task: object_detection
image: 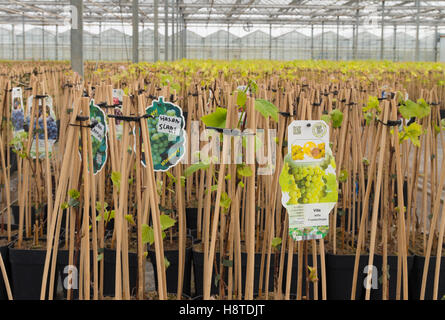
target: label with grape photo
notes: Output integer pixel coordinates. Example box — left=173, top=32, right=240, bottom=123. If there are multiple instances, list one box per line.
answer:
left=143, top=96, right=186, bottom=171
left=279, top=120, right=338, bottom=241
left=11, top=87, right=25, bottom=136
left=89, top=100, right=108, bottom=174
left=25, top=95, right=58, bottom=159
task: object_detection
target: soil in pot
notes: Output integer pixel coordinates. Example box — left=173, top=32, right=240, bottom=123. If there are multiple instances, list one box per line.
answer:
left=9, top=238, right=58, bottom=300
left=149, top=236, right=193, bottom=297
left=145, top=291, right=192, bottom=300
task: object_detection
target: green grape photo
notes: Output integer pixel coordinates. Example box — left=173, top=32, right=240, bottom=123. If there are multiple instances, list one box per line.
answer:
left=143, top=96, right=186, bottom=171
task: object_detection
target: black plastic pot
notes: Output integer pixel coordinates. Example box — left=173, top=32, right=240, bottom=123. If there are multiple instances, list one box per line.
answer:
left=192, top=244, right=221, bottom=297
left=11, top=205, right=47, bottom=228
left=241, top=252, right=275, bottom=295
left=186, top=208, right=198, bottom=231
left=0, top=240, right=12, bottom=300
left=325, top=253, right=368, bottom=300
left=9, top=148, right=17, bottom=173
left=102, top=248, right=138, bottom=297
left=149, top=236, right=193, bottom=297
left=9, top=240, right=58, bottom=300
left=56, top=249, right=95, bottom=300
left=280, top=252, right=321, bottom=299
left=409, top=255, right=445, bottom=300
left=370, top=254, right=415, bottom=300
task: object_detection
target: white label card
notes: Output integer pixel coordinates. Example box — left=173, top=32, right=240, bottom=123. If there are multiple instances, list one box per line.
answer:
left=156, top=115, right=182, bottom=136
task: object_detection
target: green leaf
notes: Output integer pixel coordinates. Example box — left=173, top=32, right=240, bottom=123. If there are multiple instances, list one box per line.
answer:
left=222, top=259, right=233, bottom=268
left=68, top=189, right=80, bottom=200
left=220, top=192, right=232, bottom=209
left=363, top=96, right=381, bottom=113
left=330, top=109, right=343, bottom=128
left=97, top=253, right=103, bottom=262
left=271, top=237, right=282, bottom=248
left=399, top=122, right=423, bottom=147
left=164, top=257, right=170, bottom=269
left=160, top=214, right=176, bottom=231
left=255, top=99, right=278, bottom=122
left=205, top=184, right=218, bottom=194
left=214, top=274, right=221, bottom=287
left=61, top=202, right=69, bottom=210
left=364, top=112, right=373, bottom=125
left=96, top=214, right=102, bottom=222
left=339, top=169, right=348, bottom=183
left=201, top=107, right=227, bottom=128
left=248, top=79, right=258, bottom=93
left=142, top=224, right=154, bottom=245
left=321, top=114, right=331, bottom=125
left=171, top=82, right=181, bottom=92
left=237, top=90, right=247, bottom=107
left=68, top=198, right=80, bottom=208
left=165, top=171, right=176, bottom=183
left=184, top=162, right=210, bottom=177
left=237, top=164, right=253, bottom=177
left=125, top=214, right=135, bottom=225
left=96, top=201, right=108, bottom=212
left=399, top=99, right=430, bottom=120
left=111, top=171, right=121, bottom=191
left=225, top=174, right=231, bottom=180
left=238, top=181, right=245, bottom=188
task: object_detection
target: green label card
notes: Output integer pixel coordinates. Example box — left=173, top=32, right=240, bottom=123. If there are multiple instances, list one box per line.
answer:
left=143, top=96, right=186, bottom=171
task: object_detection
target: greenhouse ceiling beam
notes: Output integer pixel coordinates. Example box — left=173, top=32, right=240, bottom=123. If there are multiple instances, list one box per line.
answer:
left=5, top=2, right=445, bottom=12
left=2, top=6, right=445, bottom=19
left=2, top=15, right=445, bottom=27
left=7, top=0, right=65, bottom=19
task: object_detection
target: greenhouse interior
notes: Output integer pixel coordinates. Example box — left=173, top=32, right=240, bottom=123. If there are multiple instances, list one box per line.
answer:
left=0, top=0, right=445, bottom=304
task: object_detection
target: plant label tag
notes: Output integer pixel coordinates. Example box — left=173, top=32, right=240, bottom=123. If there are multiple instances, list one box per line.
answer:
left=11, top=87, right=25, bottom=149
left=156, top=115, right=182, bottom=136
left=88, top=100, right=108, bottom=174
left=143, top=96, right=186, bottom=172
left=112, top=89, right=124, bottom=104
left=279, top=120, right=338, bottom=241
left=91, top=122, right=105, bottom=142
left=25, top=95, right=58, bottom=159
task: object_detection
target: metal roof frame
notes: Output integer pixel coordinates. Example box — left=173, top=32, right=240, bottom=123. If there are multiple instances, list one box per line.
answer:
left=0, top=0, right=444, bottom=27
